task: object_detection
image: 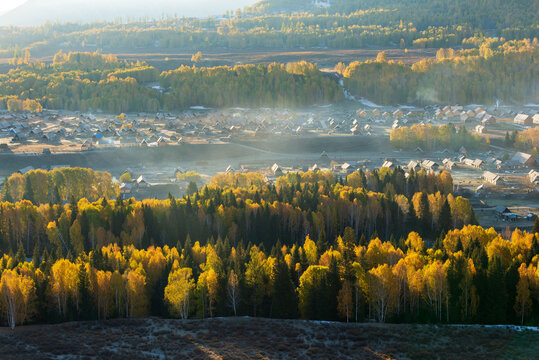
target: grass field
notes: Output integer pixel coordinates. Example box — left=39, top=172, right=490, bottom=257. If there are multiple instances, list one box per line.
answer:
left=0, top=318, right=537, bottom=359
left=0, top=47, right=438, bottom=72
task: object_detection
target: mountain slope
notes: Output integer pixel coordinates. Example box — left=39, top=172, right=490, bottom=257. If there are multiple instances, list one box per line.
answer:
left=248, top=0, right=538, bottom=28
left=0, top=0, right=257, bottom=26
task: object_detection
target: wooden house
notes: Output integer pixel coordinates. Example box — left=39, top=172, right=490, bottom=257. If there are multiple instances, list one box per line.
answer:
left=514, top=114, right=532, bottom=125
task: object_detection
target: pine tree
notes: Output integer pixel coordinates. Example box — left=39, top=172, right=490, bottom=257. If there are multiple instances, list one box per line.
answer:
left=316, top=230, right=328, bottom=254
left=89, top=249, right=103, bottom=269
left=529, top=237, right=539, bottom=263
left=32, top=242, right=40, bottom=269
left=325, top=256, right=340, bottom=321
left=41, top=248, right=51, bottom=272
left=533, top=217, right=539, bottom=235
left=52, top=186, right=61, bottom=204
left=77, top=263, right=93, bottom=320
left=341, top=227, right=356, bottom=281
left=15, top=241, right=26, bottom=265
left=446, top=257, right=464, bottom=323
left=439, top=199, right=452, bottom=232
left=417, top=193, right=431, bottom=236
left=22, top=176, right=34, bottom=203
left=271, top=257, right=297, bottom=319
left=70, top=195, right=78, bottom=223
left=433, top=231, right=445, bottom=251
left=359, top=233, right=367, bottom=247
left=486, top=257, right=507, bottom=324
left=504, top=131, right=511, bottom=147
left=505, top=261, right=520, bottom=323
left=186, top=181, right=198, bottom=196
left=181, top=235, right=195, bottom=275
left=2, top=178, right=13, bottom=202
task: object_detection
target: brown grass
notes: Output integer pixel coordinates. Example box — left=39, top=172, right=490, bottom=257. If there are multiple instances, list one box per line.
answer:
left=0, top=318, right=537, bottom=359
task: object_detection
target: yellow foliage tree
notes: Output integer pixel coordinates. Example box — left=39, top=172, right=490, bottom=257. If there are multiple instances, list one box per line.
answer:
left=50, top=259, right=78, bottom=317
left=0, top=269, right=36, bottom=329
left=165, top=267, right=195, bottom=319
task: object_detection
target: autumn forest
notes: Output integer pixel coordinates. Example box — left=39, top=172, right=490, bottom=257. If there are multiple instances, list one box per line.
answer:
left=1, top=168, right=539, bottom=329
left=1, top=35, right=537, bottom=113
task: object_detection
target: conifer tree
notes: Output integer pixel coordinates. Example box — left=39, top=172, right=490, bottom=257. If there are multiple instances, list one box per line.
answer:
left=2, top=178, right=13, bottom=202
left=271, top=257, right=297, bottom=319
left=23, top=177, right=34, bottom=203
left=78, top=263, right=93, bottom=320
left=32, top=242, right=41, bottom=269
left=15, top=241, right=26, bottom=265
left=439, top=199, right=452, bottom=233
left=533, top=217, right=539, bottom=235
left=487, top=257, right=507, bottom=324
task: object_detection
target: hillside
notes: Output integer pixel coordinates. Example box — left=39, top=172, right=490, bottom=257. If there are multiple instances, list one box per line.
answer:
left=248, top=0, right=538, bottom=29
left=1, top=318, right=537, bottom=359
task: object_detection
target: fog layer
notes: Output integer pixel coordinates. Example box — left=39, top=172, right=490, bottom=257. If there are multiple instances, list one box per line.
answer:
left=0, top=0, right=259, bottom=26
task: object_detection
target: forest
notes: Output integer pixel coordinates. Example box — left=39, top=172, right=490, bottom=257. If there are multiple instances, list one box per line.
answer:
left=2, top=224, right=539, bottom=329
left=0, top=37, right=537, bottom=112
left=2, top=167, right=118, bottom=205
left=248, top=0, right=537, bottom=31
left=159, top=61, right=343, bottom=108
left=0, top=168, right=494, bottom=327
left=0, top=168, right=466, bottom=255
left=0, top=168, right=538, bottom=329
left=340, top=39, right=538, bottom=105
left=0, top=0, right=536, bottom=54
left=0, top=52, right=342, bottom=112
left=390, top=123, right=487, bottom=151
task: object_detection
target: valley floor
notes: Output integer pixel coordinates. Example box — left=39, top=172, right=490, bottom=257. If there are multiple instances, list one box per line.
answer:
left=0, top=317, right=537, bottom=359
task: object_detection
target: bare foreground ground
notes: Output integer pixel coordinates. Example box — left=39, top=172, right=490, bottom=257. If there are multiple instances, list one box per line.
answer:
left=0, top=318, right=537, bottom=359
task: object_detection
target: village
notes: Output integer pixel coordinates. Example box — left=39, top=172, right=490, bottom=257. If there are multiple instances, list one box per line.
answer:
left=0, top=102, right=538, bottom=232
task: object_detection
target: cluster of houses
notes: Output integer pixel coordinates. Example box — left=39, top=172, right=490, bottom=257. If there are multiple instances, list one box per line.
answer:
left=360, top=108, right=427, bottom=131
left=322, top=157, right=442, bottom=175
left=435, top=105, right=496, bottom=126
left=1, top=108, right=322, bottom=152
left=433, top=106, right=539, bottom=134
left=0, top=112, right=68, bottom=145
left=478, top=152, right=539, bottom=188
left=357, top=108, right=425, bottom=120
left=2, top=104, right=536, bottom=155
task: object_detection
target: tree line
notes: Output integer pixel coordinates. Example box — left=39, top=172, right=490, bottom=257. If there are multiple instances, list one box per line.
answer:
left=159, top=61, right=343, bottom=108
left=0, top=169, right=471, bottom=258
left=2, top=167, right=118, bottom=205
left=340, top=39, right=538, bottom=105
left=0, top=52, right=342, bottom=112
left=390, top=123, right=487, bottom=151
left=2, top=39, right=537, bottom=112
left=1, top=223, right=538, bottom=329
